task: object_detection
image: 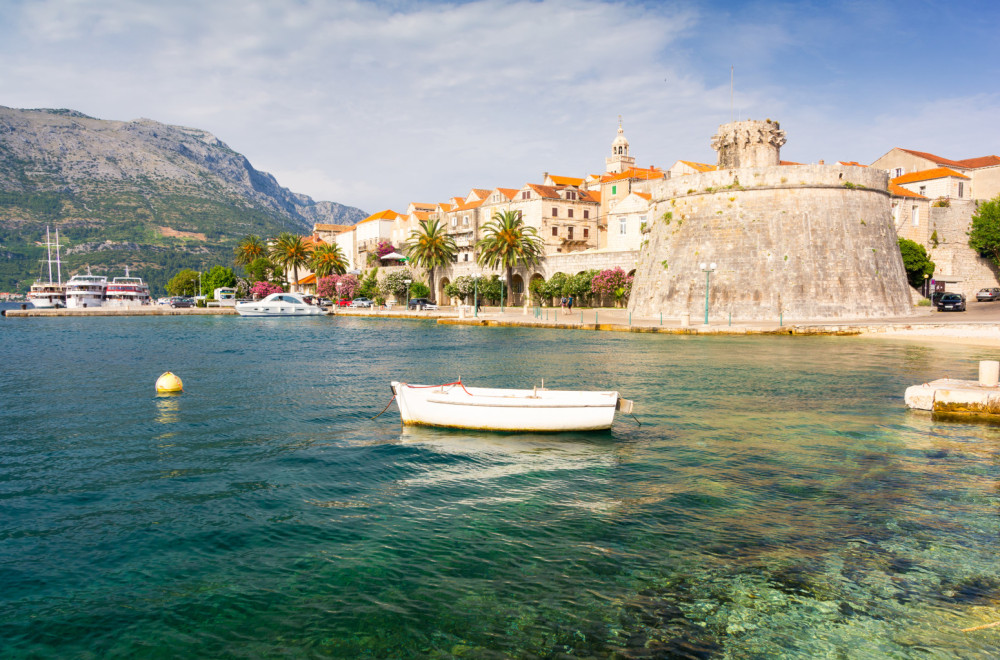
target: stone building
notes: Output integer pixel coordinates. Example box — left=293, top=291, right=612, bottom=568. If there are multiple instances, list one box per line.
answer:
left=629, top=120, right=915, bottom=322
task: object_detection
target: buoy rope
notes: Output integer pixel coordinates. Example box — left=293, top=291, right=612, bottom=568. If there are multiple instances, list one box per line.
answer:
left=371, top=394, right=396, bottom=420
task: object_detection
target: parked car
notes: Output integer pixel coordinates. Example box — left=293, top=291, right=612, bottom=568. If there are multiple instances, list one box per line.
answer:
left=976, top=287, right=1000, bottom=302
left=349, top=297, right=373, bottom=308
left=936, top=293, right=966, bottom=312
left=169, top=296, right=194, bottom=308
left=408, top=298, right=438, bottom=310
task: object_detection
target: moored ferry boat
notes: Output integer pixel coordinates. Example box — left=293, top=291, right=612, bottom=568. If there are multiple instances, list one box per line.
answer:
left=105, top=268, right=152, bottom=306
left=26, top=226, right=66, bottom=309
left=65, top=269, right=108, bottom=308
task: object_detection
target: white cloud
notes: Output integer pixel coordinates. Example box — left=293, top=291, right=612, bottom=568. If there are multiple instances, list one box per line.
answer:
left=2, top=0, right=998, bottom=214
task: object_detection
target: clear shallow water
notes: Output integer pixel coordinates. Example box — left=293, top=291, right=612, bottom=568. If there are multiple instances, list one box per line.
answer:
left=2, top=315, right=1000, bottom=658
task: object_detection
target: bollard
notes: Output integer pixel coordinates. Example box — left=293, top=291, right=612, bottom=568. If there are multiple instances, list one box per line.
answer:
left=680, top=313, right=690, bottom=327
left=660, top=312, right=662, bottom=326
left=980, top=361, right=1000, bottom=387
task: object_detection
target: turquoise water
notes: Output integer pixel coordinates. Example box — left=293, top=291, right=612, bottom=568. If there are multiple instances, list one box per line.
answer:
left=3, top=314, right=1000, bottom=658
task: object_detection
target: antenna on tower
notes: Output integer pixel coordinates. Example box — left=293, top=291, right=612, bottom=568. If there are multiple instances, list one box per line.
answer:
left=730, top=66, right=734, bottom=123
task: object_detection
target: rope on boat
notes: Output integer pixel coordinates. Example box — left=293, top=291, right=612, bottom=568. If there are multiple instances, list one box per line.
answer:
left=399, top=379, right=473, bottom=396
left=371, top=394, right=396, bottom=419
left=629, top=412, right=641, bottom=427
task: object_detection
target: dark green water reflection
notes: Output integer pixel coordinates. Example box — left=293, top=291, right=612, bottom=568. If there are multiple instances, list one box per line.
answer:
left=2, top=316, right=999, bottom=657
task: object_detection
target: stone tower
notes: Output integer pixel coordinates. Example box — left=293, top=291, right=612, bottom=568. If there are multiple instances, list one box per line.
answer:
left=605, top=117, right=635, bottom=174
left=710, top=119, right=786, bottom=169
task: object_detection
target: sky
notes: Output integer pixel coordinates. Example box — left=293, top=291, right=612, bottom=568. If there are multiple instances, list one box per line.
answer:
left=2, top=0, right=998, bottom=216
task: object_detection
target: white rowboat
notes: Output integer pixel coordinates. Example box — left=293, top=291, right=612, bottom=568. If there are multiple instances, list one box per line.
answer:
left=390, top=380, right=634, bottom=432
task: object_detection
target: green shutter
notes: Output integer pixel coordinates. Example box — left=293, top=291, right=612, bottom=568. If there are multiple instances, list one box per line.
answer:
left=612, top=185, right=617, bottom=195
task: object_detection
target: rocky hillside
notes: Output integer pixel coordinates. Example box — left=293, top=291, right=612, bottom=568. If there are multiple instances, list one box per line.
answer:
left=0, top=106, right=367, bottom=294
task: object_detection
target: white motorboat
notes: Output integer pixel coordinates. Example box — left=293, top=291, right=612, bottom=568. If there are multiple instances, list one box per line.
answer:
left=390, top=380, right=634, bottom=432
left=105, top=267, right=152, bottom=306
left=65, top=268, right=107, bottom=308
left=235, top=292, right=326, bottom=316
left=26, top=226, right=66, bottom=308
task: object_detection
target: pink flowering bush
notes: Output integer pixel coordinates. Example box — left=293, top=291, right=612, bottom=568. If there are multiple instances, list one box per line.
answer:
left=250, top=281, right=284, bottom=299
left=317, top=274, right=359, bottom=300
left=375, top=241, right=396, bottom=258
left=591, top=267, right=633, bottom=306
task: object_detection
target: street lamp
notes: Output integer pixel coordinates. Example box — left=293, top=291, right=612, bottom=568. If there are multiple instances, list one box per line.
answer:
left=700, top=262, right=716, bottom=325
left=403, top=279, right=412, bottom=308
left=923, top=273, right=930, bottom=299
left=472, top=273, right=482, bottom=317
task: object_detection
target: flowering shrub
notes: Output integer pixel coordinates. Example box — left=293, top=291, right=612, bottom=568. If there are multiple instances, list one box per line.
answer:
left=591, top=267, right=633, bottom=305
left=375, top=241, right=396, bottom=258
left=250, top=281, right=283, bottom=299
left=316, top=275, right=339, bottom=299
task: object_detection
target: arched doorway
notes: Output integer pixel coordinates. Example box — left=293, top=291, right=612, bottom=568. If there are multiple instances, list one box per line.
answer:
left=510, top=274, right=524, bottom=306
left=438, top=277, right=451, bottom=306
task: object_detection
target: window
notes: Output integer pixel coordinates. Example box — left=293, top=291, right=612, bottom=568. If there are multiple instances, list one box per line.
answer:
left=583, top=210, right=589, bottom=219
left=912, top=206, right=920, bottom=227
left=552, top=226, right=558, bottom=237
left=959, top=182, right=964, bottom=198
left=619, top=217, right=627, bottom=235
left=565, top=191, right=576, bottom=200
left=567, top=209, right=574, bottom=218
left=612, top=185, right=617, bottom=195
left=919, top=185, right=926, bottom=196
left=894, top=168, right=903, bottom=178
left=552, top=207, right=558, bottom=217
left=567, top=227, right=574, bottom=240
left=639, top=215, right=646, bottom=225
left=521, top=191, right=530, bottom=200
left=463, top=216, right=469, bottom=225
left=451, top=217, right=457, bottom=227
left=583, top=228, right=589, bottom=238
left=464, top=253, right=469, bottom=262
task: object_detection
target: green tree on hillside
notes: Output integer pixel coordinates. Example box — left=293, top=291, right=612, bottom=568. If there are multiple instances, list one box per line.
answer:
left=968, top=196, right=1000, bottom=268
left=405, top=219, right=457, bottom=300
left=475, top=210, right=543, bottom=303
left=897, top=238, right=935, bottom=288
left=270, top=233, right=312, bottom=290
left=246, top=257, right=281, bottom=285
left=166, top=269, right=200, bottom=296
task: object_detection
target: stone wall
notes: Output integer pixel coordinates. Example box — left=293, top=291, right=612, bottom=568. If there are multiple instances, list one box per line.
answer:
left=926, top=200, right=999, bottom=297
left=629, top=164, right=915, bottom=321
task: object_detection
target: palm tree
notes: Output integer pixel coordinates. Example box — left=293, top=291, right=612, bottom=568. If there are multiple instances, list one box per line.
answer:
left=475, top=210, right=544, bottom=303
left=310, top=242, right=349, bottom=279
left=404, top=219, right=457, bottom=299
left=270, top=233, right=313, bottom=291
left=233, top=234, right=266, bottom=267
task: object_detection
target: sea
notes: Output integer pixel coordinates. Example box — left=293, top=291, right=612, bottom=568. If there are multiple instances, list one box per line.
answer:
left=2, top=310, right=1000, bottom=658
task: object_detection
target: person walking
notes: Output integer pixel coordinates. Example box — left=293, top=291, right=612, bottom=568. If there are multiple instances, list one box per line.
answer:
left=567, top=295, right=573, bottom=312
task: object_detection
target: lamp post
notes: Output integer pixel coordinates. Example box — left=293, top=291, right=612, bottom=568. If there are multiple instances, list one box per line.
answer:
left=923, top=273, right=929, bottom=299
left=700, top=262, right=716, bottom=325
left=472, top=273, right=482, bottom=317
left=403, top=278, right=412, bottom=308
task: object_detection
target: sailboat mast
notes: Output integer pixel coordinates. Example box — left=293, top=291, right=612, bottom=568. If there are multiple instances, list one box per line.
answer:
left=46, top=226, right=53, bottom=284
left=55, top=227, right=63, bottom=284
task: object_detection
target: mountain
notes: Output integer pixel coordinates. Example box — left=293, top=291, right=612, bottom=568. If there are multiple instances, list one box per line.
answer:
left=0, top=106, right=367, bottom=295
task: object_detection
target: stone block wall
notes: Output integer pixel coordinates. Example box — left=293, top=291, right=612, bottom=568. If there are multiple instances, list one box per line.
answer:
left=926, top=200, right=999, bottom=297
left=629, top=164, right=915, bottom=321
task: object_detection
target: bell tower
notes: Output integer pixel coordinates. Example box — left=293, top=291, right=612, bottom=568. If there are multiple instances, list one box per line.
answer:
left=605, top=117, right=635, bottom=174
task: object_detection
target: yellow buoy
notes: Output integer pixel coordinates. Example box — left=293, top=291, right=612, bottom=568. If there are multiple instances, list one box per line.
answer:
left=156, top=371, right=183, bottom=393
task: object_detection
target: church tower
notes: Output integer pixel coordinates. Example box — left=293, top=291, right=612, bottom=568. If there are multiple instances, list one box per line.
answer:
left=605, top=117, right=635, bottom=174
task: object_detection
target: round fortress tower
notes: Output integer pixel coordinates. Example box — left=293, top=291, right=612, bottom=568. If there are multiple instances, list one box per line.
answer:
left=628, top=119, right=915, bottom=322
left=711, top=119, right=787, bottom=169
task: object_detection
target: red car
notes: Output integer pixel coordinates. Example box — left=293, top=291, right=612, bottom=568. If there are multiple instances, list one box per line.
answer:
left=338, top=299, right=351, bottom=307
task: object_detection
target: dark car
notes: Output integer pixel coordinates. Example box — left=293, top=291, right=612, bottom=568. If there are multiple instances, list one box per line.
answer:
left=169, top=296, right=193, bottom=308
left=936, top=293, right=966, bottom=312
left=976, top=287, right=1000, bottom=302
left=407, top=298, right=438, bottom=310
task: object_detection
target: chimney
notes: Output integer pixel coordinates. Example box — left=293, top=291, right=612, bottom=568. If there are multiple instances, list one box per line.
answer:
left=818, top=159, right=825, bottom=165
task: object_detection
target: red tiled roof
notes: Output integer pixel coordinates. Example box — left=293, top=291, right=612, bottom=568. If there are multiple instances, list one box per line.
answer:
left=359, top=209, right=398, bottom=223
left=298, top=274, right=317, bottom=285
left=955, top=155, right=1000, bottom=169
left=549, top=175, right=585, bottom=186
left=601, top=166, right=666, bottom=183
left=678, top=161, right=717, bottom=173
left=634, top=192, right=652, bottom=200
left=892, top=167, right=969, bottom=184
left=779, top=160, right=803, bottom=166
left=313, top=223, right=353, bottom=233
left=837, top=161, right=868, bottom=167
left=889, top=183, right=926, bottom=199
left=897, top=149, right=968, bottom=170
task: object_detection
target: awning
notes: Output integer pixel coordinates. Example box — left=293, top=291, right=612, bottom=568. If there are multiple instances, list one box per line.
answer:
left=380, top=251, right=408, bottom=260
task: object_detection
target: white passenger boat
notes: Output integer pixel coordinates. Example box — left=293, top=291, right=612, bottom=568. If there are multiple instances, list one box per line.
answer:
left=65, top=269, right=107, bottom=308
left=26, top=227, right=66, bottom=309
left=105, top=267, right=152, bottom=306
left=390, top=380, right=634, bottom=432
left=235, top=292, right=326, bottom=316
